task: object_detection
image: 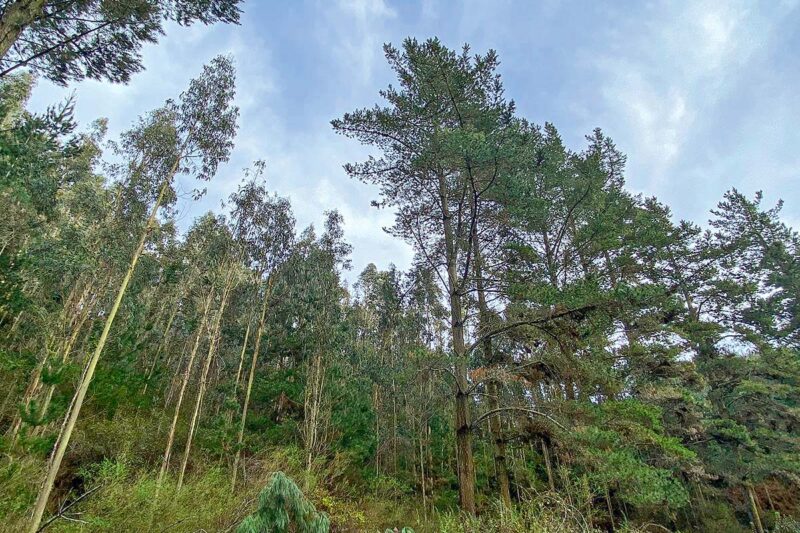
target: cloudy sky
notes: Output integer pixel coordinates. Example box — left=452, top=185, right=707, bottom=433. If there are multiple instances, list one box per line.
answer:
left=28, top=0, right=800, bottom=280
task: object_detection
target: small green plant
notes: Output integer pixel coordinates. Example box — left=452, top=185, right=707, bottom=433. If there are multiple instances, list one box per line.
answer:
left=238, top=471, right=330, bottom=533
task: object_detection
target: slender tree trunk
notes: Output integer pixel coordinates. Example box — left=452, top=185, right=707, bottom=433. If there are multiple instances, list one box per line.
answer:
left=225, top=318, right=252, bottom=429
left=748, top=484, right=765, bottom=533
left=7, top=280, right=87, bottom=441
left=177, top=274, right=233, bottom=490
left=163, top=336, right=193, bottom=410
left=8, top=355, right=45, bottom=442
left=35, top=300, right=95, bottom=432
left=765, top=486, right=776, bottom=512
left=541, top=439, right=556, bottom=491
left=374, top=383, right=380, bottom=476
left=156, top=289, right=215, bottom=488
left=419, top=429, right=427, bottom=518
left=0, top=0, right=47, bottom=61
left=605, top=486, right=615, bottom=531
left=26, top=173, right=173, bottom=533
left=233, top=319, right=252, bottom=394
left=392, top=376, right=398, bottom=474
left=142, top=297, right=181, bottom=396
left=473, top=238, right=511, bottom=507
left=231, top=276, right=273, bottom=491
left=485, top=380, right=510, bottom=504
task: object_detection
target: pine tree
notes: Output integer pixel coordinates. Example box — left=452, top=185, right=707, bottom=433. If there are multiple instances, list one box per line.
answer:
left=237, top=471, right=329, bottom=533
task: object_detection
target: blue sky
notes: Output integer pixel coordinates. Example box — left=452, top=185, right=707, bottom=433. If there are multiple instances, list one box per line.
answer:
left=29, top=0, right=800, bottom=280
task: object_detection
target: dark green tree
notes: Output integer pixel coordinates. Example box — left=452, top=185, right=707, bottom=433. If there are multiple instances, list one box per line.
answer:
left=0, top=0, right=242, bottom=84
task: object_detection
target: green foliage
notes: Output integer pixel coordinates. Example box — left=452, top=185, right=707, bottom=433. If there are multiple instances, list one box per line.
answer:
left=0, top=1, right=242, bottom=85
left=238, top=472, right=330, bottom=533
left=0, top=29, right=798, bottom=533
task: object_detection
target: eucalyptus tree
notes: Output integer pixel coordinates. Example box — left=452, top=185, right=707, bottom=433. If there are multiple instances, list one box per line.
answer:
left=0, top=0, right=242, bottom=84
left=176, top=213, right=243, bottom=490
left=228, top=168, right=296, bottom=490
left=157, top=220, right=220, bottom=489
left=353, top=263, right=414, bottom=476
left=20, top=188, right=111, bottom=432
left=301, top=211, right=350, bottom=480
left=26, top=55, right=237, bottom=532
left=333, top=38, right=516, bottom=513
left=263, top=213, right=350, bottom=483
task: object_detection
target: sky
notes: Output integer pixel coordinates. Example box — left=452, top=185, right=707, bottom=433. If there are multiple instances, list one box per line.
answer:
left=28, top=0, right=800, bottom=281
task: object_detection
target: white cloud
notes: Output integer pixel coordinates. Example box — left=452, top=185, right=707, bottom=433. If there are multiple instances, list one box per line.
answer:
left=321, top=0, right=397, bottom=86
left=585, top=0, right=796, bottom=204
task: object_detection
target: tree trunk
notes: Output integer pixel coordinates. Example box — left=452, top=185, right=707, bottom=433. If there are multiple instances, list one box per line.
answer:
left=156, top=288, right=215, bottom=488
left=8, top=354, right=45, bottom=442
left=419, top=429, right=427, bottom=518
left=473, top=238, right=511, bottom=507
left=303, top=350, right=326, bottom=488
left=36, top=298, right=95, bottom=432
left=233, top=319, right=251, bottom=394
left=452, top=307, right=476, bottom=514
left=748, top=484, right=765, bottom=533
left=231, top=276, right=272, bottom=491
left=142, top=297, right=181, bottom=396
left=439, top=173, right=476, bottom=515
left=605, top=486, right=615, bottom=531
left=765, top=486, right=776, bottom=512
left=541, top=439, right=556, bottom=491
left=177, top=275, right=232, bottom=490
left=0, top=0, right=47, bottom=61
left=26, top=174, right=172, bottom=533
left=8, top=281, right=88, bottom=441
left=373, top=383, right=380, bottom=476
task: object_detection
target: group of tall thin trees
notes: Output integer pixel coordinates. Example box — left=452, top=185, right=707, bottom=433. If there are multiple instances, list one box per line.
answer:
left=0, top=4, right=798, bottom=532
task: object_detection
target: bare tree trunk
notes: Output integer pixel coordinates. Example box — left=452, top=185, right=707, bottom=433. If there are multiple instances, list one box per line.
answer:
left=163, top=335, right=194, bottom=410
left=392, top=376, right=398, bottom=474
left=748, top=484, right=765, bottom=533
left=26, top=173, right=173, bottom=533
left=419, top=429, right=427, bottom=519
left=373, top=383, right=380, bottom=476
left=765, top=486, right=776, bottom=512
left=605, top=486, right=615, bottom=531
left=142, top=297, right=181, bottom=396
left=35, top=300, right=95, bottom=433
left=177, top=274, right=233, bottom=490
left=233, top=320, right=251, bottom=394
left=156, top=289, right=215, bottom=488
left=541, top=439, right=556, bottom=491
left=7, top=354, right=45, bottom=442
left=231, top=276, right=272, bottom=491
left=451, top=293, right=475, bottom=515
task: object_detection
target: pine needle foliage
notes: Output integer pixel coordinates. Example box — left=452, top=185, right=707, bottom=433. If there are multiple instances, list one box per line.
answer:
left=237, top=471, right=330, bottom=533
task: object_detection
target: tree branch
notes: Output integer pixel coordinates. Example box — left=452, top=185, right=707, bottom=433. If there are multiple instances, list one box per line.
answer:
left=472, top=406, right=566, bottom=431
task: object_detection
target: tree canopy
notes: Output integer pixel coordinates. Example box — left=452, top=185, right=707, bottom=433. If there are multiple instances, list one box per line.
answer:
left=0, top=25, right=798, bottom=533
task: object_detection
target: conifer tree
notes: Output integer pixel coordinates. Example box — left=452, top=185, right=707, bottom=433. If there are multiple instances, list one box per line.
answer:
left=237, top=471, right=330, bottom=533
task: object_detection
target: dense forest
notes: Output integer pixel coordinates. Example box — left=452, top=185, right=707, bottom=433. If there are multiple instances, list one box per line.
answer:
left=1, top=2, right=798, bottom=532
